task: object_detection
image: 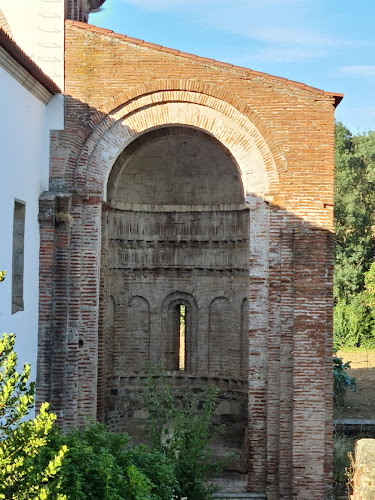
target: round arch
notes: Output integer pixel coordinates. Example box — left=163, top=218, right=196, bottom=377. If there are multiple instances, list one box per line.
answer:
left=72, top=82, right=285, bottom=197
left=47, top=80, right=279, bottom=481
left=107, top=125, right=245, bottom=207
left=161, top=291, right=199, bottom=373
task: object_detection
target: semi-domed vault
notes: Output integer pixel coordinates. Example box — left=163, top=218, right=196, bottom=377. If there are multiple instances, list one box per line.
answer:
left=97, top=126, right=250, bottom=462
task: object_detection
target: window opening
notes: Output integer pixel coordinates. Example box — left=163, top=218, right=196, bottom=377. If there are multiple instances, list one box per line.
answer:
left=178, top=304, right=186, bottom=371
left=12, top=200, right=26, bottom=314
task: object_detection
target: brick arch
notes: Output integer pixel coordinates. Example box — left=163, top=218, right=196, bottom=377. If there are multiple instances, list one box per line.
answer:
left=73, top=82, right=285, bottom=196
left=87, top=79, right=283, bottom=159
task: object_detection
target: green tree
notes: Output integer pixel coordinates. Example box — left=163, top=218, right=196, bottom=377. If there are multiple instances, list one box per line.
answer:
left=364, top=260, right=375, bottom=305
left=0, top=271, right=67, bottom=499
left=334, top=123, right=375, bottom=347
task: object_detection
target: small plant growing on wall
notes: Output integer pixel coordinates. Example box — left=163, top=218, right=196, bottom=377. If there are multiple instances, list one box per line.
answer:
left=54, top=211, right=74, bottom=229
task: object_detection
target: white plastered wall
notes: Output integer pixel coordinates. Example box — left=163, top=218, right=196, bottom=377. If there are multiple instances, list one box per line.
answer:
left=0, top=65, right=63, bottom=414
left=0, top=0, right=64, bottom=89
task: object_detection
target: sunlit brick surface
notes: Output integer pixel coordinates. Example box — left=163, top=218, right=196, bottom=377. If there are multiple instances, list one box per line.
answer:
left=36, top=20, right=338, bottom=499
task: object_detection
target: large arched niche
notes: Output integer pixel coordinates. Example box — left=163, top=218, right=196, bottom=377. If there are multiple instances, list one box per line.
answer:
left=98, top=124, right=250, bottom=471
left=72, top=85, right=282, bottom=198
left=107, top=126, right=244, bottom=206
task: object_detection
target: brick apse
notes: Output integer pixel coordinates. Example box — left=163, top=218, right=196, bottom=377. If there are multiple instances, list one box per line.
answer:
left=36, top=15, right=343, bottom=500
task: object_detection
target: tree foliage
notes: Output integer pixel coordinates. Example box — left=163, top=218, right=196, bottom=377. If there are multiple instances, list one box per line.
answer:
left=0, top=270, right=67, bottom=499
left=334, top=123, right=375, bottom=348
left=0, top=332, right=67, bottom=499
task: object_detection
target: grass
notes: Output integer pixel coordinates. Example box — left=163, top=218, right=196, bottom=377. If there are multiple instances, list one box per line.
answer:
left=337, top=346, right=375, bottom=353
left=332, top=349, right=375, bottom=497
left=334, top=349, right=375, bottom=419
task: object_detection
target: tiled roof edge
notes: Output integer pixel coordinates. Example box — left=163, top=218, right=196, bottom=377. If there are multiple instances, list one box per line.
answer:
left=0, top=8, right=13, bottom=38
left=0, top=28, right=61, bottom=94
left=66, top=20, right=343, bottom=107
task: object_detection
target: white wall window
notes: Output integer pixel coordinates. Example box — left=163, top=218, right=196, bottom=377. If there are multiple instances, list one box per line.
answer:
left=12, top=199, right=26, bottom=314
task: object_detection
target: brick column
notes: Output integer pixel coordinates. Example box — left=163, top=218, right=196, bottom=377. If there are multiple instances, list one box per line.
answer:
left=278, top=226, right=296, bottom=499
left=37, top=192, right=102, bottom=428
left=291, top=228, right=329, bottom=499
left=247, top=196, right=270, bottom=494
left=76, top=195, right=102, bottom=425
left=37, top=192, right=58, bottom=409
left=37, top=192, right=74, bottom=422
left=324, top=231, right=334, bottom=493
left=265, top=207, right=282, bottom=498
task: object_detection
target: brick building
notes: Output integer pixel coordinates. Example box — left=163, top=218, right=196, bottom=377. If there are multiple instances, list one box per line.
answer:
left=2, top=0, right=343, bottom=497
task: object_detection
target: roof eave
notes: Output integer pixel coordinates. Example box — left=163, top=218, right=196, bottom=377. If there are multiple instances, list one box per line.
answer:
left=0, top=28, right=61, bottom=96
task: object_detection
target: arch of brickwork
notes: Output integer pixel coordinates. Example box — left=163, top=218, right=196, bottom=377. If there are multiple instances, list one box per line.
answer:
left=39, top=83, right=279, bottom=493
left=78, top=90, right=278, bottom=496
left=49, top=80, right=285, bottom=194
left=72, top=83, right=283, bottom=196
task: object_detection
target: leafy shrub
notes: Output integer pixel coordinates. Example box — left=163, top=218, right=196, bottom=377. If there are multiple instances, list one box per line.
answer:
left=333, top=356, right=356, bottom=406
left=143, top=368, right=228, bottom=500
left=0, top=269, right=67, bottom=499
left=40, top=422, right=177, bottom=500
left=0, top=331, right=67, bottom=500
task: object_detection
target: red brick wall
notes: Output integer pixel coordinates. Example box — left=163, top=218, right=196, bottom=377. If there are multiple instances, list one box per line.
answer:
left=37, top=20, right=337, bottom=499
left=61, top=22, right=336, bottom=232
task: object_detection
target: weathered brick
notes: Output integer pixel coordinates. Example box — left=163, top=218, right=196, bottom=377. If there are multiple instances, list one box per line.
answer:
left=36, top=16, right=338, bottom=499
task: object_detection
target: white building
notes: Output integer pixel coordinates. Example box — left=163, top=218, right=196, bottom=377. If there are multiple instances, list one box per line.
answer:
left=0, top=0, right=104, bottom=403
left=0, top=0, right=64, bottom=89
left=0, top=10, right=63, bottom=394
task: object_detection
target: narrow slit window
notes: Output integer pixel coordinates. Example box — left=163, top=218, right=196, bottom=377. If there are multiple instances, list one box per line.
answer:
left=178, top=305, right=186, bottom=371
left=12, top=200, right=26, bottom=314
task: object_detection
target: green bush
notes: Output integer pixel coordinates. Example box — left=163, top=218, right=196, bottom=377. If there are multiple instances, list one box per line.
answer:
left=333, top=294, right=375, bottom=349
left=0, top=269, right=67, bottom=499
left=144, top=368, right=229, bottom=500
left=40, top=422, right=177, bottom=500
left=0, top=331, right=67, bottom=500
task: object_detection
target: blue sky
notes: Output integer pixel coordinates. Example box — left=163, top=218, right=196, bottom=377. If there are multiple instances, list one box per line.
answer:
left=91, top=0, right=375, bottom=133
